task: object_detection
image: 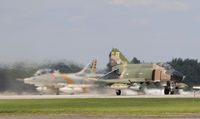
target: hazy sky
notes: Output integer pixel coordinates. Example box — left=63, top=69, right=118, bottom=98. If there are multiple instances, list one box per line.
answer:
left=0, top=0, right=200, bottom=68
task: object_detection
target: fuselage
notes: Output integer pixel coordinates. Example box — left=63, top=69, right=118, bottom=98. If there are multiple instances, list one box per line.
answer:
left=114, top=63, right=183, bottom=83
left=24, top=72, right=97, bottom=87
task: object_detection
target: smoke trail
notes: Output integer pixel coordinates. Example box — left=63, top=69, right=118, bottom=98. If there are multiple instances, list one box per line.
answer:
left=122, top=89, right=139, bottom=95
left=144, top=88, right=164, bottom=95
left=179, top=89, right=193, bottom=95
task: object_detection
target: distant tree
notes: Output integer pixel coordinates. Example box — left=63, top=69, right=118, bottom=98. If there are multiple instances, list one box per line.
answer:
left=130, top=57, right=141, bottom=64
left=168, top=58, right=200, bottom=87
left=0, top=61, right=83, bottom=93
left=0, top=62, right=38, bottom=93
left=105, top=62, right=112, bottom=72
left=49, top=62, right=82, bottom=73
left=0, top=67, right=8, bottom=91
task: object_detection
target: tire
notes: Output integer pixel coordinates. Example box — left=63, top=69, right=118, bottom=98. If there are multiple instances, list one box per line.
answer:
left=116, top=90, right=121, bottom=96
left=56, top=88, right=60, bottom=95
left=170, top=91, right=174, bottom=95
left=56, top=92, right=60, bottom=95
left=164, top=87, right=170, bottom=95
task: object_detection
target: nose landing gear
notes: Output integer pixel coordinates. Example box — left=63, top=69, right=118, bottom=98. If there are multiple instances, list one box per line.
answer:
left=164, top=81, right=176, bottom=95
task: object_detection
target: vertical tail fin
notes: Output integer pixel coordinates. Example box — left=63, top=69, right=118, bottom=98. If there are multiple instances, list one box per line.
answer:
left=92, top=59, right=97, bottom=73
left=109, top=48, right=130, bottom=66
left=77, top=59, right=97, bottom=75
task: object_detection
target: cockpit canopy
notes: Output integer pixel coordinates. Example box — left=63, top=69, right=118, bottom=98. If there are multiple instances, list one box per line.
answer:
left=34, top=69, right=54, bottom=76
left=156, top=62, right=175, bottom=73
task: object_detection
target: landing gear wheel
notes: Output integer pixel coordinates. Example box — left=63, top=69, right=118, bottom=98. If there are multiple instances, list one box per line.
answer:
left=170, top=91, right=174, bottom=95
left=39, top=92, right=44, bottom=95
left=56, top=88, right=60, bottom=95
left=164, top=87, right=170, bottom=95
left=116, top=90, right=121, bottom=96
left=170, top=82, right=176, bottom=95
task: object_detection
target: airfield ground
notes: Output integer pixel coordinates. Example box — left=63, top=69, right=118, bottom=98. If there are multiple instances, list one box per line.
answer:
left=0, top=96, right=200, bottom=118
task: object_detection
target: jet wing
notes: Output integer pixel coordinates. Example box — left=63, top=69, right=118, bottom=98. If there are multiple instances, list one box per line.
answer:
left=100, top=78, right=145, bottom=84
left=97, top=78, right=145, bottom=90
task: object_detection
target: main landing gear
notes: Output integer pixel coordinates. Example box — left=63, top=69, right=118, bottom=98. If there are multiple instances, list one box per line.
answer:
left=116, top=90, right=121, bottom=95
left=56, top=88, right=60, bottom=95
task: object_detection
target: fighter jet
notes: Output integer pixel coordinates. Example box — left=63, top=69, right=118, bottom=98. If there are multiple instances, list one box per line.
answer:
left=100, top=48, right=187, bottom=95
left=22, top=60, right=100, bottom=95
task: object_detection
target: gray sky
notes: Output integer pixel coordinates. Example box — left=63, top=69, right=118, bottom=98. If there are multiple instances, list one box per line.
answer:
left=0, top=0, right=200, bottom=68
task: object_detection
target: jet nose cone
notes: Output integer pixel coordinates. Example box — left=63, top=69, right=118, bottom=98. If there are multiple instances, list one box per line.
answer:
left=171, top=70, right=184, bottom=82
left=24, top=78, right=34, bottom=84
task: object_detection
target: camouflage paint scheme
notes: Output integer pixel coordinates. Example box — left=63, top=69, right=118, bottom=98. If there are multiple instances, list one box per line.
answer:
left=102, top=48, right=186, bottom=95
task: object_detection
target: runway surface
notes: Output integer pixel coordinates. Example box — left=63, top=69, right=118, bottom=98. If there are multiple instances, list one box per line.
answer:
left=0, top=94, right=199, bottom=99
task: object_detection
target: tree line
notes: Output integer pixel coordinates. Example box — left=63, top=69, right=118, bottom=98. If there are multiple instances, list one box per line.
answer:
left=131, top=57, right=200, bottom=87
left=0, top=57, right=199, bottom=93
left=0, top=61, right=82, bottom=93
left=168, top=58, right=200, bottom=87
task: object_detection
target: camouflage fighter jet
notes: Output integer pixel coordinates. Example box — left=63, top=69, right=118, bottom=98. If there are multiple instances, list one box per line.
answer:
left=22, top=60, right=101, bottom=95
left=101, top=48, right=187, bottom=95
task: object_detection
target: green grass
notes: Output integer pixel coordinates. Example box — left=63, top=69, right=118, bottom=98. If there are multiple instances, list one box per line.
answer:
left=0, top=98, right=200, bottom=115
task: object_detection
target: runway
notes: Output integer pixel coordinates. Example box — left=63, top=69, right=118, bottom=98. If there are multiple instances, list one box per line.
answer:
left=0, top=94, right=199, bottom=99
